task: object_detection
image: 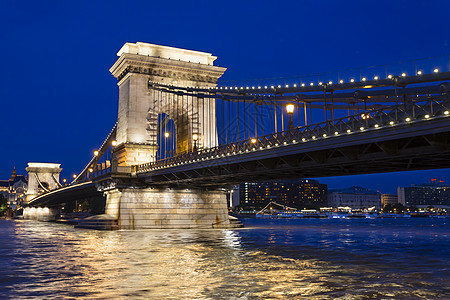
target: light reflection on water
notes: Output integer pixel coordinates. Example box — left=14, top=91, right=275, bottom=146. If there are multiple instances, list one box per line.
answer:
left=0, top=218, right=449, bottom=299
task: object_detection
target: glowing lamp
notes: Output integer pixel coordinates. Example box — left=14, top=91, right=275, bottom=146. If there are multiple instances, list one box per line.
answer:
left=286, top=104, right=295, bottom=114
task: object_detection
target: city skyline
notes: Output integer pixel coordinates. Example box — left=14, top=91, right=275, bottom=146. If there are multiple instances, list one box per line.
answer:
left=1, top=0, right=450, bottom=194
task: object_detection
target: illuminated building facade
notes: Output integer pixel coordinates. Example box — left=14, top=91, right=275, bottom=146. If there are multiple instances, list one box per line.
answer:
left=328, top=186, right=381, bottom=210
left=0, top=168, right=28, bottom=210
left=397, top=179, right=450, bottom=207
left=381, top=194, right=399, bottom=207
left=237, top=179, right=327, bottom=210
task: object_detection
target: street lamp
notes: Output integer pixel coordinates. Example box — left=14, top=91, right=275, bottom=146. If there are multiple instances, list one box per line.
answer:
left=286, top=103, right=295, bottom=129
left=73, top=174, right=77, bottom=179
left=111, top=140, right=117, bottom=147
left=192, top=133, right=199, bottom=151
left=164, top=132, right=170, bottom=159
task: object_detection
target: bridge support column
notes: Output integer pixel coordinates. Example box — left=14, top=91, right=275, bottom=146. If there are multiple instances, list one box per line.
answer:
left=23, top=207, right=59, bottom=221
left=104, top=187, right=231, bottom=229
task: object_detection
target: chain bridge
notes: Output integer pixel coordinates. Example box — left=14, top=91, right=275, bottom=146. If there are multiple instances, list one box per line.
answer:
left=24, top=42, right=450, bottom=229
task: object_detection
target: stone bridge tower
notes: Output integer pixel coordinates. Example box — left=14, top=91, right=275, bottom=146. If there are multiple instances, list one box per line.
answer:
left=25, top=162, right=62, bottom=204
left=109, top=42, right=226, bottom=168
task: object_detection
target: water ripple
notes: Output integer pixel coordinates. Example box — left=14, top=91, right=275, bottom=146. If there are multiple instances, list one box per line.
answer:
left=0, top=218, right=449, bottom=299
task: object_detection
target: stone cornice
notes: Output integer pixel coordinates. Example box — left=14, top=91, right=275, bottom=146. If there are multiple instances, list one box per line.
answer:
left=110, top=53, right=226, bottom=84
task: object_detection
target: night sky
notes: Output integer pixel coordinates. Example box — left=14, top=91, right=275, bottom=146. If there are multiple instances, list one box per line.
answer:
left=1, top=0, right=449, bottom=194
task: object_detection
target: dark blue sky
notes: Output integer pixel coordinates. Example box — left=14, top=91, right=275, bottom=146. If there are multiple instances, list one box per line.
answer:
left=1, top=0, right=449, bottom=193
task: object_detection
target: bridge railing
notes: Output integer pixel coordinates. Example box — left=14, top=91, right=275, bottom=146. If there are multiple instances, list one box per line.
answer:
left=134, top=96, right=450, bottom=174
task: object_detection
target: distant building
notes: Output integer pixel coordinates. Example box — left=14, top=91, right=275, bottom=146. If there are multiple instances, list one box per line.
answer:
left=236, top=179, right=327, bottom=210
left=328, top=186, right=381, bottom=210
left=0, top=168, right=28, bottom=210
left=397, top=179, right=450, bottom=208
left=381, top=194, right=398, bottom=207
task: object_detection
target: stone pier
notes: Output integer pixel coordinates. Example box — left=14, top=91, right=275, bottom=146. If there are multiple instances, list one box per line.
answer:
left=23, top=207, right=59, bottom=221
left=103, top=188, right=231, bottom=229
left=101, top=42, right=233, bottom=229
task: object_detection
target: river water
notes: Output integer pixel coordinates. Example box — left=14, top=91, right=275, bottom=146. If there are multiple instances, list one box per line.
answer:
left=0, top=217, right=449, bottom=299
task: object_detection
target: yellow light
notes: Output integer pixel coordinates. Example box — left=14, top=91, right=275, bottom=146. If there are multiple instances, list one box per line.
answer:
left=164, top=132, right=170, bottom=138
left=319, top=82, right=323, bottom=85
left=390, top=121, right=394, bottom=125
left=334, top=131, right=339, bottom=135
left=301, top=83, right=305, bottom=87
left=112, top=140, right=117, bottom=147
left=424, top=114, right=430, bottom=119
left=362, top=77, right=366, bottom=81
left=434, top=68, right=439, bottom=73
left=339, top=80, right=344, bottom=83
left=94, top=150, right=99, bottom=156
left=89, top=168, right=93, bottom=173
left=286, top=104, right=295, bottom=114
left=73, top=174, right=77, bottom=178
left=192, top=133, right=199, bottom=141
left=417, top=70, right=422, bottom=75
left=405, top=117, right=411, bottom=122
left=323, top=134, right=327, bottom=137
left=360, top=127, right=364, bottom=131
left=374, top=76, right=379, bottom=80
left=347, top=129, right=351, bottom=133
left=350, top=79, right=355, bottom=83
left=444, top=111, right=449, bottom=115
left=63, top=179, right=67, bottom=183
left=401, top=73, right=406, bottom=77
left=251, top=138, right=257, bottom=143
left=310, top=82, right=314, bottom=86
left=388, top=74, right=393, bottom=79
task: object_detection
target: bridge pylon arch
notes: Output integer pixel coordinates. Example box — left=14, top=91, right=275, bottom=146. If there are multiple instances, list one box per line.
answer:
left=25, top=162, right=62, bottom=204
left=109, top=42, right=226, bottom=169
